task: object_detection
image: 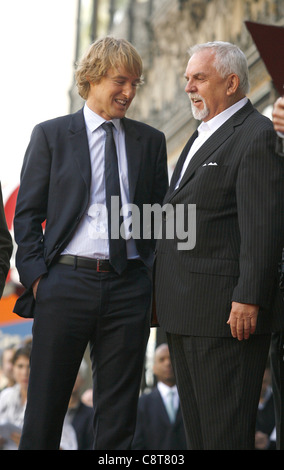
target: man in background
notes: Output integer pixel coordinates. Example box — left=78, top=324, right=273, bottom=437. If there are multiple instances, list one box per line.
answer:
left=132, top=343, right=187, bottom=450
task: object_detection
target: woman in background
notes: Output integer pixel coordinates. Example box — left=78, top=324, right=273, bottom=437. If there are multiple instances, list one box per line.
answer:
left=0, top=343, right=77, bottom=450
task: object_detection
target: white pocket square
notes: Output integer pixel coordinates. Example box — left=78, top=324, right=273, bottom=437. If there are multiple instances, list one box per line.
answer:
left=202, top=162, right=218, bottom=166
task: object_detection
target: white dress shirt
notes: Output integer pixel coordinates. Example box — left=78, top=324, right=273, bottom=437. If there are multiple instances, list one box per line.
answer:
left=175, top=97, right=248, bottom=189
left=157, top=381, right=179, bottom=413
left=62, top=104, right=139, bottom=260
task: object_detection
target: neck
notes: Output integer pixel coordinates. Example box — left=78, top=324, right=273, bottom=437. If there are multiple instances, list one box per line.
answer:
left=162, top=380, right=176, bottom=388
left=228, top=91, right=246, bottom=107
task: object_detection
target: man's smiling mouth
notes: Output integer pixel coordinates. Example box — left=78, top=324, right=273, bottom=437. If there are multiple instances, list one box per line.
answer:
left=191, top=97, right=203, bottom=105
left=115, top=99, right=127, bottom=106
left=189, top=93, right=204, bottom=106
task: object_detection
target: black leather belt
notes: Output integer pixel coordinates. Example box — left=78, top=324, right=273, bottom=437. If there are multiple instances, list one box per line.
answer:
left=57, top=255, right=143, bottom=272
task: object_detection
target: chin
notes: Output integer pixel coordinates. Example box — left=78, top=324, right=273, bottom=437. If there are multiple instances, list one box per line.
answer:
left=112, top=111, right=127, bottom=120
left=191, top=104, right=209, bottom=121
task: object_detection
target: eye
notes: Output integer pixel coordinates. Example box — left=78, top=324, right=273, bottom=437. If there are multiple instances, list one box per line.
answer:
left=196, top=74, right=207, bottom=81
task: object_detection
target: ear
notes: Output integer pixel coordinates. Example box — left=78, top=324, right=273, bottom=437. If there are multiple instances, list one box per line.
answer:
left=226, top=73, right=240, bottom=96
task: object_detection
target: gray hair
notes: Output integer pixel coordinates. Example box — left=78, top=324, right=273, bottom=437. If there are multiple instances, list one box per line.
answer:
left=188, top=41, right=250, bottom=94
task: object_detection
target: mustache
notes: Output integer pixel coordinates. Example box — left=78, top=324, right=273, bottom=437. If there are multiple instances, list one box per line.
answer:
left=188, top=93, right=205, bottom=102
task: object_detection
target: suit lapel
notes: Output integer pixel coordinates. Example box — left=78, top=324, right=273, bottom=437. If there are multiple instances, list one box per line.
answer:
left=169, top=130, right=198, bottom=193
left=167, top=100, right=254, bottom=203
left=155, top=388, right=173, bottom=424
left=68, top=108, right=91, bottom=191
left=176, top=123, right=235, bottom=190
left=68, top=112, right=144, bottom=203
left=122, top=118, right=142, bottom=203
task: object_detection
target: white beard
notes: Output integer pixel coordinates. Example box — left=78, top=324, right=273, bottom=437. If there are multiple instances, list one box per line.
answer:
left=189, top=93, right=209, bottom=121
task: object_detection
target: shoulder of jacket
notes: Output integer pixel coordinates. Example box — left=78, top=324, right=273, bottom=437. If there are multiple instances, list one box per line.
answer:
left=35, top=108, right=83, bottom=131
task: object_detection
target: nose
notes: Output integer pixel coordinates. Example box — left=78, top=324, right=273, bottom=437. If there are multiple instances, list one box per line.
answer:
left=165, top=356, right=171, bottom=367
left=122, top=82, right=136, bottom=99
left=185, top=79, right=196, bottom=94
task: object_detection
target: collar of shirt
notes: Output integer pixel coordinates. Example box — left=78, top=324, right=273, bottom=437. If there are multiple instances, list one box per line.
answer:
left=84, top=103, right=121, bottom=134
left=157, top=381, right=178, bottom=399
left=174, top=97, right=248, bottom=190
left=197, top=97, right=248, bottom=135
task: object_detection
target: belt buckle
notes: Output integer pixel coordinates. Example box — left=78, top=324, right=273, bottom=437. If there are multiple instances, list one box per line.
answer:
left=96, top=259, right=109, bottom=273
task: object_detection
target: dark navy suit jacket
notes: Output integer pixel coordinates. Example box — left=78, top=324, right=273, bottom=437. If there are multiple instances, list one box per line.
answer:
left=132, top=387, right=187, bottom=450
left=13, top=108, right=168, bottom=318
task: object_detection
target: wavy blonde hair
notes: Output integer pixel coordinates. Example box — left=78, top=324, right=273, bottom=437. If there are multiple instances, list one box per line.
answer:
left=75, top=36, right=143, bottom=100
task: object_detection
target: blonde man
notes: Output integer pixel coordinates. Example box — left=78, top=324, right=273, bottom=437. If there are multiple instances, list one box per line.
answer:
left=14, top=37, right=168, bottom=450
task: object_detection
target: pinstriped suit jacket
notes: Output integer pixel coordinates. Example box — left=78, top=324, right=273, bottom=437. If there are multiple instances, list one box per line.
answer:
left=155, top=100, right=284, bottom=337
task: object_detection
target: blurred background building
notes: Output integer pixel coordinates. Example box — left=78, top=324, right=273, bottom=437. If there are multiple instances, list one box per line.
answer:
left=69, top=0, right=284, bottom=179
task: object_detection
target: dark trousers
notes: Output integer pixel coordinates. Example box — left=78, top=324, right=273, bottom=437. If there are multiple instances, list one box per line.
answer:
left=167, top=332, right=271, bottom=450
left=19, top=261, right=151, bottom=450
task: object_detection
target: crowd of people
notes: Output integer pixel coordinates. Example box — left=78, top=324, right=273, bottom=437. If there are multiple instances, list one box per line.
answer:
left=0, top=339, right=279, bottom=450
left=0, top=35, right=283, bottom=450
left=0, top=340, right=94, bottom=450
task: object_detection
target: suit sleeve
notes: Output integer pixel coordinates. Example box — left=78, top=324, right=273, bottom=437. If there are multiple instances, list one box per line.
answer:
left=0, top=183, right=13, bottom=297
left=14, top=125, right=51, bottom=289
left=232, top=128, right=284, bottom=309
